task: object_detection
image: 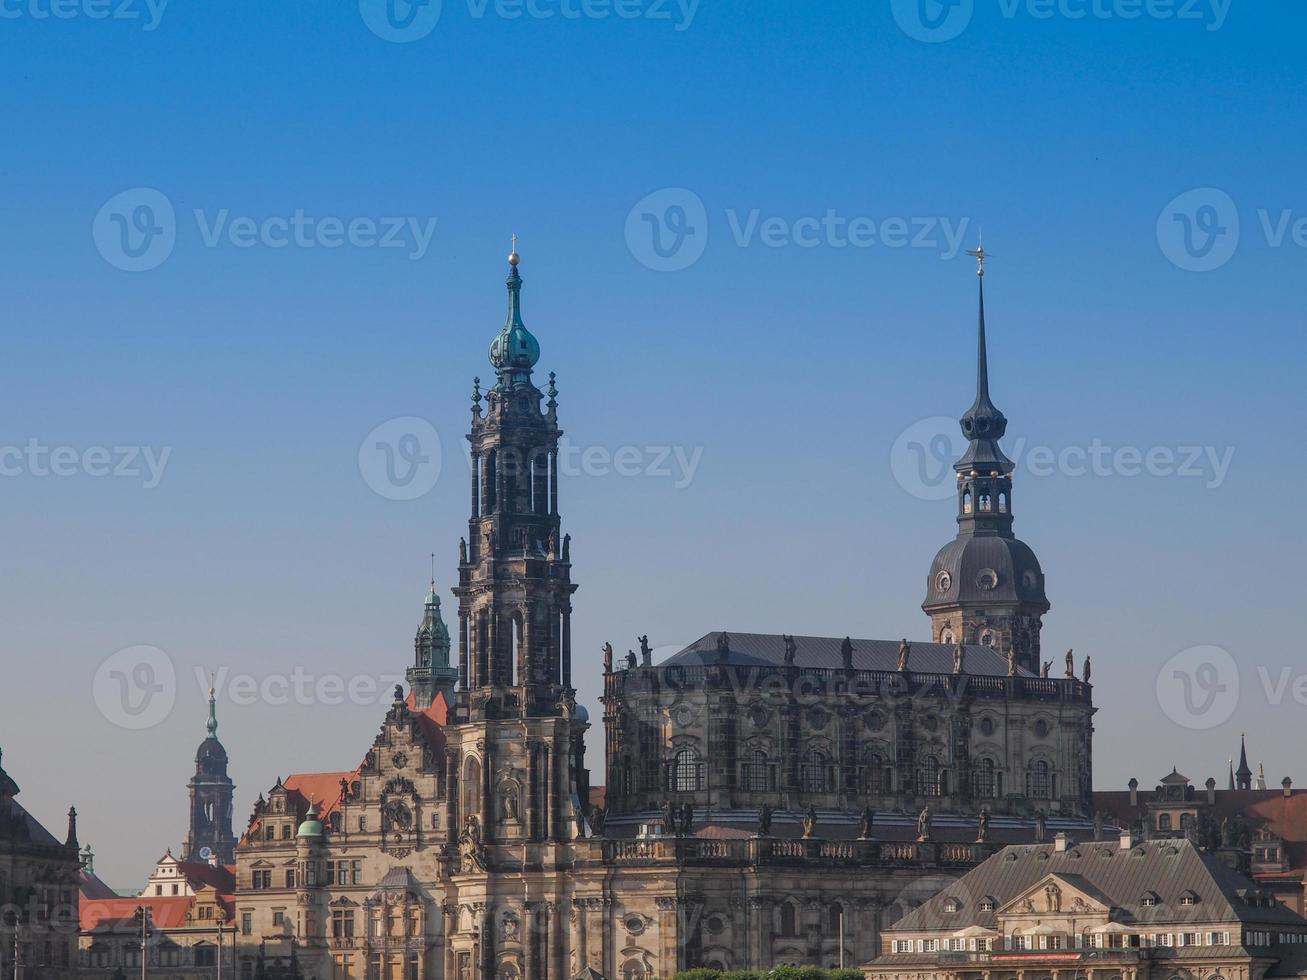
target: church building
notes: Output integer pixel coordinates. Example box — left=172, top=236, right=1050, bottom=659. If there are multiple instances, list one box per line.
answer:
left=231, top=245, right=1096, bottom=980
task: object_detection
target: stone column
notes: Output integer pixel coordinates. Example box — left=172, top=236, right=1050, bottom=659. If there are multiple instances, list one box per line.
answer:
left=481, top=907, right=495, bottom=980
left=549, top=449, right=558, bottom=515
left=471, top=452, right=481, bottom=518
left=548, top=902, right=563, bottom=980
left=459, top=613, right=470, bottom=691
left=481, top=740, right=494, bottom=841
left=447, top=751, right=460, bottom=840
left=524, top=904, right=539, bottom=980
left=561, top=605, right=572, bottom=690
left=526, top=742, right=539, bottom=844
left=545, top=742, right=556, bottom=842
left=443, top=903, right=457, bottom=980
left=573, top=901, right=588, bottom=976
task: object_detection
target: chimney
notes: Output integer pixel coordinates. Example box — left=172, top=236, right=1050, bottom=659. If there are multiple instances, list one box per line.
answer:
left=1206, top=777, right=1216, bottom=805
left=1128, top=777, right=1138, bottom=807
left=1284, top=776, right=1293, bottom=799
left=1054, top=833, right=1069, bottom=852
left=1120, top=829, right=1135, bottom=850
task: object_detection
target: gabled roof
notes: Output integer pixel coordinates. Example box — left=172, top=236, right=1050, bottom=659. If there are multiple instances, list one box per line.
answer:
left=173, top=860, right=235, bottom=893
left=664, top=631, right=1033, bottom=677
left=888, top=838, right=1306, bottom=935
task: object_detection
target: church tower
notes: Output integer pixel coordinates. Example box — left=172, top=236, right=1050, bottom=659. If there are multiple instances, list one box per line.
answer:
left=445, top=245, right=588, bottom=858
left=923, top=247, right=1050, bottom=674
left=182, top=684, right=236, bottom=864
left=407, top=573, right=456, bottom=709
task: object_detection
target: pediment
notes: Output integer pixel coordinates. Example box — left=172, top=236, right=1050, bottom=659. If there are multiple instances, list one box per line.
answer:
left=998, top=873, right=1111, bottom=918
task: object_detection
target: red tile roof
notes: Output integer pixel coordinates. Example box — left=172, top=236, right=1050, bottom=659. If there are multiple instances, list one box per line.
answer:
left=81, top=896, right=194, bottom=931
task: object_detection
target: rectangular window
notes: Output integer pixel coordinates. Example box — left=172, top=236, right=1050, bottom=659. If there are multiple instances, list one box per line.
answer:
left=252, top=870, right=272, bottom=890
left=352, top=860, right=363, bottom=885
left=273, top=912, right=285, bottom=928
left=241, top=913, right=252, bottom=936
left=332, top=909, right=356, bottom=939
left=285, top=870, right=297, bottom=889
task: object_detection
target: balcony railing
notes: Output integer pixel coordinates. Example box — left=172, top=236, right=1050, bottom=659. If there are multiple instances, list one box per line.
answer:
left=602, top=836, right=992, bottom=868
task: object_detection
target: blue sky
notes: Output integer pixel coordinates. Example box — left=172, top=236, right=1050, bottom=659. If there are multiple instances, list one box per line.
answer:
left=2, top=0, right=1305, bottom=886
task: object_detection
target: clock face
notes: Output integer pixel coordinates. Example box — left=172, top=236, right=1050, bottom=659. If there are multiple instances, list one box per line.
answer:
left=976, top=568, right=999, bottom=591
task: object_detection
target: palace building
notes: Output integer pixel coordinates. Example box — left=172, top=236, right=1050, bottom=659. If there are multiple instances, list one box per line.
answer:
left=231, top=247, right=1096, bottom=980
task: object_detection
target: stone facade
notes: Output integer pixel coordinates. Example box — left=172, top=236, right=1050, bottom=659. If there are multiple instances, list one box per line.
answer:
left=0, top=747, right=81, bottom=980
left=230, top=254, right=1095, bottom=980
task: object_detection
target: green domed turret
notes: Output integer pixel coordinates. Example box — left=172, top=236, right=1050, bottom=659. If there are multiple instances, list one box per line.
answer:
left=297, top=802, right=324, bottom=840
left=488, top=246, right=540, bottom=386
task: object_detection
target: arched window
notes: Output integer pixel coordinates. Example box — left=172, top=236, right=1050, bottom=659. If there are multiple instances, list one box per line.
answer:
left=864, top=753, right=890, bottom=794
left=671, top=749, right=703, bottom=792
left=919, top=756, right=942, bottom=797
left=1026, top=760, right=1052, bottom=800
left=828, top=902, right=844, bottom=935
left=464, top=757, right=483, bottom=817
left=779, top=902, right=798, bottom=937
left=998, top=492, right=1008, bottom=513
left=621, top=959, right=648, bottom=980
left=743, top=750, right=772, bottom=792
left=972, top=759, right=999, bottom=799
left=801, top=751, right=832, bottom=793
left=962, top=489, right=973, bottom=514
left=1158, top=813, right=1172, bottom=832
left=979, top=492, right=992, bottom=513
left=1180, top=812, right=1195, bottom=831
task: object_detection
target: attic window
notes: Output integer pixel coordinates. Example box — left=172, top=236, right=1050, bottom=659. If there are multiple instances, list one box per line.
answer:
left=979, top=898, right=996, bottom=912
left=1141, top=894, right=1159, bottom=907
left=1180, top=893, right=1199, bottom=906
left=943, top=898, right=961, bottom=914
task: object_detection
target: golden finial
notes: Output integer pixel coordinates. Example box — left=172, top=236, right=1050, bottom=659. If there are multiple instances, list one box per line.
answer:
left=208, top=672, right=216, bottom=699
left=965, top=237, right=989, bottom=277
left=508, top=233, right=520, bottom=267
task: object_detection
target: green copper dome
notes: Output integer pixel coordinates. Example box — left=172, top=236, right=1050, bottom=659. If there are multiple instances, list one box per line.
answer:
left=297, top=802, right=324, bottom=839
left=488, top=257, right=540, bottom=385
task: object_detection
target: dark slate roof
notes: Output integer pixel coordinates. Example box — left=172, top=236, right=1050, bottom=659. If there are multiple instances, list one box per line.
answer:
left=663, top=631, right=1034, bottom=678
left=1, top=798, right=62, bottom=846
left=890, top=837, right=1305, bottom=934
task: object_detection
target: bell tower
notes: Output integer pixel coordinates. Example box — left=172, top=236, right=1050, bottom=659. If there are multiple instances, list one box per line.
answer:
left=444, top=246, right=589, bottom=857
left=408, top=570, right=456, bottom=709
left=923, top=247, right=1050, bottom=673
left=182, top=684, right=236, bottom=864
left=452, top=245, right=577, bottom=723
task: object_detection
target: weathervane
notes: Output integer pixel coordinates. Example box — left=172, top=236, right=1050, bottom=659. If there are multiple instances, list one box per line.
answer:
left=965, top=238, right=989, bottom=277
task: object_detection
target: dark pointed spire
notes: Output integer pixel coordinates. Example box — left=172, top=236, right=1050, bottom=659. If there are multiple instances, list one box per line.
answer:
left=1228, top=757, right=1235, bottom=791
left=65, top=806, right=78, bottom=851
left=956, top=251, right=1013, bottom=475
left=1235, top=734, right=1252, bottom=790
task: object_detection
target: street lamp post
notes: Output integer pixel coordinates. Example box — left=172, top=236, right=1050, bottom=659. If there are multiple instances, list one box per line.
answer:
left=133, top=906, right=151, bottom=980
left=216, top=911, right=226, bottom=980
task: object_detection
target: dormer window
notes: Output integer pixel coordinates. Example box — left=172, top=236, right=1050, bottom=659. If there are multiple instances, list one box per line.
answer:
left=943, top=898, right=961, bottom=914
left=979, top=897, right=996, bottom=912
left=1141, top=893, right=1159, bottom=908
left=1179, top=891, right=1199, bottom=907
